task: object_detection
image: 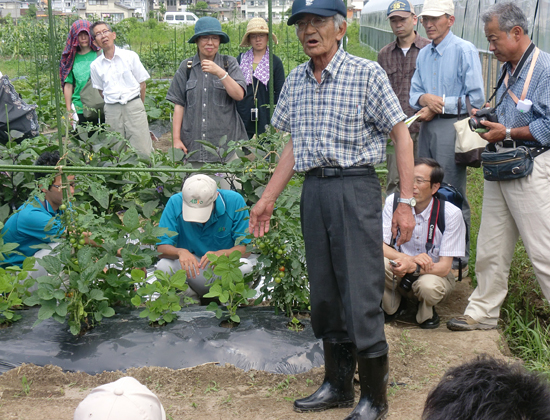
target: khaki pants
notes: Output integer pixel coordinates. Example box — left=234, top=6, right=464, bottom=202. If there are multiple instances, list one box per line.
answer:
left=381, top=258, right=455, bottom=324
left=465, top=150, right=550, bottom=325
left=105, top=99, right=152, bottom=157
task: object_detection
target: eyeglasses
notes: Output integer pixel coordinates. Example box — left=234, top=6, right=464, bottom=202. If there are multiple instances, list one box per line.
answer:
left=52, top=182, right=76, bottom=189
left=94, top=30, right=111, bottom=38
left=413, top=177, right=431, bottom=185
left=249, top=33, right=267, bottom=40
left=198, top=35, right=220, bottom=42
left=420, top=15, right=447, bottom=24
left=294, top=16, right=332, bottom=31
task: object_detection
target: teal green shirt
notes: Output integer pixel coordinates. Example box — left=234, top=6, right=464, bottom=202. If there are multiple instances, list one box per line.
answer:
left=65, top=50, right=98, bottom=114
left=157, top=190, right=250, bottom=257
left=1, top=197, right=65, bottom=267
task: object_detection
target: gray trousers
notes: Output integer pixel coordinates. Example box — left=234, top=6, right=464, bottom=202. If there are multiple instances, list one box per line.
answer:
left=301, top=170, right=387, bottom=356
left=418, top=117, right=470, bottom=267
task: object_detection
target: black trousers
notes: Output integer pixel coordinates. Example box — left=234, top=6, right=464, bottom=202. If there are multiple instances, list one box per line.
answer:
left=301, top=170, right=387, bottom=356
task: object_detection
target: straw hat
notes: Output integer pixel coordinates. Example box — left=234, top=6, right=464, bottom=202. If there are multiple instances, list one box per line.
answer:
left=239, top=18, right=278, bottom=48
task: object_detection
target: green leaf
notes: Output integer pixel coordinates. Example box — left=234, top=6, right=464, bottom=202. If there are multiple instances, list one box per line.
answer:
left=131, top=268, right=146, bottom=282
left=206, top=302, right=219, bottom=312
left=123, top=206, right=140, bottom=231
left=230, top=314, right=240, bottom=323
left=90, top=183, right=110, bottom=209
left=38, top=255, right=62, bottom=276
left=101, top=306, right=115, bottom=318
left=56, top=301, right=68, bottom=316
left=139, top=309, right=150, bottom=318
left=37, top=302, right=56, bottom=320
left=69, top=323, right=81, bottom=336
left=142, top=200, right=159, bottom=218
left=88, top=289, right=106, bottom=301
left=131, top=295, right=142, bottom=307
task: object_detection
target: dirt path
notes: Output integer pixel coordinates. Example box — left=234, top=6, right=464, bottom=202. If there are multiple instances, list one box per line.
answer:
left=0, top=278, right=510, bottom=420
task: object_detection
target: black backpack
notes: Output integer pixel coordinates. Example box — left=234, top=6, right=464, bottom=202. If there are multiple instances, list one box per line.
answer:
left=391, top=182, right=467, bottom=281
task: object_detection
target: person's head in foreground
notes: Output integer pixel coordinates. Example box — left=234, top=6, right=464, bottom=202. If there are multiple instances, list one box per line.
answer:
left=181, top=174, right=218, bottom=223
left=422, top=355, right=550, bottom=420
left=73, top=376, right=166, bottom=420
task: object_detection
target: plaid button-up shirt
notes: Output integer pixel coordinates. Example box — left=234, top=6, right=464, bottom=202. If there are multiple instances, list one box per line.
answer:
left=271, top=47, right=406, bottom=173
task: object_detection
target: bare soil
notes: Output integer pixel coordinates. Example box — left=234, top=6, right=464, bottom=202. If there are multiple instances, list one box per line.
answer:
left=0, top=278, right=511, bottom=420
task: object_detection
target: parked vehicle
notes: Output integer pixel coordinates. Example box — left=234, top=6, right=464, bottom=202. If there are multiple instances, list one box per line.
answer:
left=164, top=12, right=199, bottom=25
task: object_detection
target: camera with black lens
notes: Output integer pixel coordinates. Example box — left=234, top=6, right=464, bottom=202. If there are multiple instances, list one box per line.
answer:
left=468, top=107, right=498, bottom=131
left=400, top=272, right=420, bottom=292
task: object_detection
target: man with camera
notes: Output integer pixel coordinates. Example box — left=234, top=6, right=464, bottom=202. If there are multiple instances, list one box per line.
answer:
left=447, top=3, right=550, bottom=331
left=382, top=158, right=466, bottom=329
left=409, top=0, right=485, bottom=276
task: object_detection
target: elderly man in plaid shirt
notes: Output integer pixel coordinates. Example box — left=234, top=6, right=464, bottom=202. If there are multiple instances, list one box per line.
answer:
left=249, top=0, right=415, bottom=418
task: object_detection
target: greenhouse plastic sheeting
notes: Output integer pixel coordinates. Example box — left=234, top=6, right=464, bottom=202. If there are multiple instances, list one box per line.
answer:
left=0, top=306, right=323, bottom=375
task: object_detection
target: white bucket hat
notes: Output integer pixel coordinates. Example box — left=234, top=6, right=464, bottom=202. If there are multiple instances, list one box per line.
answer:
left=73, top=377, right=166, bottom=420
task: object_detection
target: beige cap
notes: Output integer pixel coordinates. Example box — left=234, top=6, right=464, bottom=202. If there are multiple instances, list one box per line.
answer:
left=182, top=174, right=218, bottom=223
left=73, top=377, right=166, bottom=420
left=240, top=17, right=278, bottom=48
left=418, top=0, right=454, bottom=17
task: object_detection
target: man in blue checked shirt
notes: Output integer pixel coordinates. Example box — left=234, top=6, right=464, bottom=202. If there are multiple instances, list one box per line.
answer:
left=409, top=0, right=485, bottom=276
left=249, top=0, right=415, bottom=418
left=448, top=3, right=550, bottom=332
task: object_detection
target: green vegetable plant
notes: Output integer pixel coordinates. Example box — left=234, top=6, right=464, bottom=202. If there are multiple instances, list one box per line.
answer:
left=203, top=250, right=256, bottom=325
left=131, top=268, right=194, bottom=325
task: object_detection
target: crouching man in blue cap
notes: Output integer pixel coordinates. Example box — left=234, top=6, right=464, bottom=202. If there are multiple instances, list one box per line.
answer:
left=249, top=0, right=416, bottom=418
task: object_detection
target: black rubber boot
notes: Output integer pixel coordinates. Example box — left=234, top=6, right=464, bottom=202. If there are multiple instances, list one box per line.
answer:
left=343, top=353, right=389, bottom=420
left=293, top=339, right=356, bottom=412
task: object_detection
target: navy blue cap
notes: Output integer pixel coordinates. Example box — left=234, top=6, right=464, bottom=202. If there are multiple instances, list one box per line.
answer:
left=287, top=0, right=347, bottom=26
left=386, top=0, right=414, bottom=18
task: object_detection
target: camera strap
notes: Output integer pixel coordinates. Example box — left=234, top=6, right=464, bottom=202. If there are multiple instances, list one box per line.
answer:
left=504, top=47, right=540, bottom=104
left=488, top=42, right=536, bottom=107
left=425, top=196, right=441, bottom=254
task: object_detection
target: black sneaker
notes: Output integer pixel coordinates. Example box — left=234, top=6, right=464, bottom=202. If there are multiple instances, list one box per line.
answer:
left=384, top=299, right=407, bottom=323
left=419, top=309, right=440, bottom=329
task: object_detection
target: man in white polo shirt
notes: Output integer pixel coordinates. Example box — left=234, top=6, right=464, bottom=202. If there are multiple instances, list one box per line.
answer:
left=90, top=21, right=152, bottom=157
left=382, top=158, right=465, bottom=329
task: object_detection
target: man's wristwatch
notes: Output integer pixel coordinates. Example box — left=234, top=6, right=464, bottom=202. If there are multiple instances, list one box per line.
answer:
left=397, top=197, right=417, bottom=208
left=505, top=127, right=512, bottom=141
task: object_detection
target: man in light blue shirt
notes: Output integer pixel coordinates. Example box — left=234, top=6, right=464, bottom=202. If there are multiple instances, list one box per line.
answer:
left=409, top=0, right=484, bottom=273
left=156, top=174, right=253, bottom=301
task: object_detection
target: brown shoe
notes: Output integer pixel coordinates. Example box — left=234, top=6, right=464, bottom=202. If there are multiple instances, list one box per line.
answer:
left=447, top=315, right=496, bottom=331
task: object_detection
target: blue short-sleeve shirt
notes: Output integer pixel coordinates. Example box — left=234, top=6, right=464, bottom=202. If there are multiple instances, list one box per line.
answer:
left=1, top=197, right=65, bottom=267
left=157, top=190, right=250, bottom=256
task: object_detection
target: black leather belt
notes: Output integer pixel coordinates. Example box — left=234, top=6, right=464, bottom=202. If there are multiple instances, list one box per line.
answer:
left=437, top=113, right=468, bottom=119
left=306, top=166, right=374, bottom=178
left=127, top=95, right=140, bottom=103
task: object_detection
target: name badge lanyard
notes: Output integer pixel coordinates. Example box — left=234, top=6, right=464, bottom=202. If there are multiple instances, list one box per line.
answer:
left=503, top=47, right=540, bottom=105
left=251, top=67, right=260, bottom=132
